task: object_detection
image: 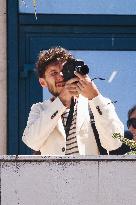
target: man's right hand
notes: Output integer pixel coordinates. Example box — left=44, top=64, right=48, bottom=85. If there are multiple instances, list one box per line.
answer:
left=58, top=77, right=79, bottom=108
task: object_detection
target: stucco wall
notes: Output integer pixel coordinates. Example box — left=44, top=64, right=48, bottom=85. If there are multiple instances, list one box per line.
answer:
left=0, top=1, right=6, bottom=154
left=1, top=155, right=136, bottom=205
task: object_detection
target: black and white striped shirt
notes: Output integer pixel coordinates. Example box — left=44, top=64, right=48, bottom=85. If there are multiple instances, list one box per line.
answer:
left=61, top=103, right=79, bottom=155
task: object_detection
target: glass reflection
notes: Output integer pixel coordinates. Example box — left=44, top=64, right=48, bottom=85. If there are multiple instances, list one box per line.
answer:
left=43, top=51, right=136, bottom=129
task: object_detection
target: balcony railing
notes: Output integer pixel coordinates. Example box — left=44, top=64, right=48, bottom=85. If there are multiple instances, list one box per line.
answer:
left=1, top=155, right=136, bottom=205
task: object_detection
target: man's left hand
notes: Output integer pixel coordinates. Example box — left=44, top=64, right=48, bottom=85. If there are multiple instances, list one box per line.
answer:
left=74, top=72, right=100, bottom=100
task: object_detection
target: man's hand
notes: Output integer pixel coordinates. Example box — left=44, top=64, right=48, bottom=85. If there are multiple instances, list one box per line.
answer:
left=58, top=77, right=79, bottom=108
left=74, top=72, right=100, bottom=100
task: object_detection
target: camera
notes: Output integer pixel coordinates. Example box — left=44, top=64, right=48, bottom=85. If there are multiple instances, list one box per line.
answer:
left=62, top=59, right=89, bottom=81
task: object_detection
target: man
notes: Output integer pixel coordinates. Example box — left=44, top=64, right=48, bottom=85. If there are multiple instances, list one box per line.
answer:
left=22, top=46, right=123, bottom=155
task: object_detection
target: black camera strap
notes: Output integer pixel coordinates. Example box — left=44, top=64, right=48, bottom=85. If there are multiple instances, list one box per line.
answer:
left=64, top=99, right=107, bottom=154
left=65, top=97, right=75, bottom=139
left=88, top=106, right=107, bottom=155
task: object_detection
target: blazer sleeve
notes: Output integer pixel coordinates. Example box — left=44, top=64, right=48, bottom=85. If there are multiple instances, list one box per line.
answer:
left=22, top=97, right=66, bottom=151
left=89, top=94, right=124, bottom=151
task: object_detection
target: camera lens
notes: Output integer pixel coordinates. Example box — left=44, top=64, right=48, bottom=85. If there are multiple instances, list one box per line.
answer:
left=62, top=59, right=89, bottom=81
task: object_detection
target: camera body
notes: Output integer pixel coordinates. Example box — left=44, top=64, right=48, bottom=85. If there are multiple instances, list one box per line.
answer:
left=62, top=59, right=89, bottom=81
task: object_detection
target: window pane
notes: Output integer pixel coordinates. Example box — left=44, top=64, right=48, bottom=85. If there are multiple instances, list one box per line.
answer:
left=43, top=51, right=136, bottom=129
left=19, top=0, right=136, bottom=15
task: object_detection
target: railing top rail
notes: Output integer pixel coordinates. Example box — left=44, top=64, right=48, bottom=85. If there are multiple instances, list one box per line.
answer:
left=0, top=155, right=136, bottom=162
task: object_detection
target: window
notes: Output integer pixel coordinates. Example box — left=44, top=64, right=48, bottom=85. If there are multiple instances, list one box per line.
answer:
left=43, top=50, right=136, bottom=129
left=19, top=0, right=136, bottom=15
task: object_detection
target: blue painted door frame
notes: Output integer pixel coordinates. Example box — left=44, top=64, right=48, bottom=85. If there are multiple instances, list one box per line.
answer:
left=7, top=0, right=19, bottom=154
left=7, top=0, right=136, bottom=154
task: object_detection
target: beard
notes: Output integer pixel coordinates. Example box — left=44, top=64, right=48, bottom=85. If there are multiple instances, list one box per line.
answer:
left=48, top=86, right=63, bottom=97
left=45, top=79, right=65, bottom=97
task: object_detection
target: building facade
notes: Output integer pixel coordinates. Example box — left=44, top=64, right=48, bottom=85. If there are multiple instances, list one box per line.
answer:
left=1, top=0, right=136, bottom=154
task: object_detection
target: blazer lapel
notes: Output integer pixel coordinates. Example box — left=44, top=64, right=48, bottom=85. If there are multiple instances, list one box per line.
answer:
left=57, top=118, right=66, bottom=140
left=47, top=98, right=66, bottom=141
left=76, top=95, right=89, bottom=133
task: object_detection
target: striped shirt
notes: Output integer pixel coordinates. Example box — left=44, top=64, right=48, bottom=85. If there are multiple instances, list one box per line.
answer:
left=61, top=103, right=79, bottom=155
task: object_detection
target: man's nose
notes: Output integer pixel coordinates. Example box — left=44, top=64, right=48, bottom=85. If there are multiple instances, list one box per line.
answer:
left=56, top=72, right=64, bottom=80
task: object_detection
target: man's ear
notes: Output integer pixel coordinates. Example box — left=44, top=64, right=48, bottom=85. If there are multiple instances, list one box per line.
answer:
left=39, top=78, right=47, bottom=88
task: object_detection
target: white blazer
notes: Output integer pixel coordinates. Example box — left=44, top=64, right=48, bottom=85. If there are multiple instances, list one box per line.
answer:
left=22, top=94, right=123, bottom=155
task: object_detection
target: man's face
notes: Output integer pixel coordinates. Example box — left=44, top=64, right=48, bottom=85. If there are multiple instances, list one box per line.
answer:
left=128, top=109, right=136, bottom=141
left=39, top=62, right=65, bottom=97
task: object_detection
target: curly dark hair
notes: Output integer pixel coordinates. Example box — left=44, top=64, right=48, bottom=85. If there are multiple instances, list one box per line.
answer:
left=35, top=46, right=74, bottom=77
left=128, top=105, right=136, bottom=119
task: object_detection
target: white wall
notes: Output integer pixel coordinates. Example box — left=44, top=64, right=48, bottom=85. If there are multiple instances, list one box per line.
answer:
left=1, top=156, right=136, bottom=205
left=0, top=0, right=7, bottom=154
